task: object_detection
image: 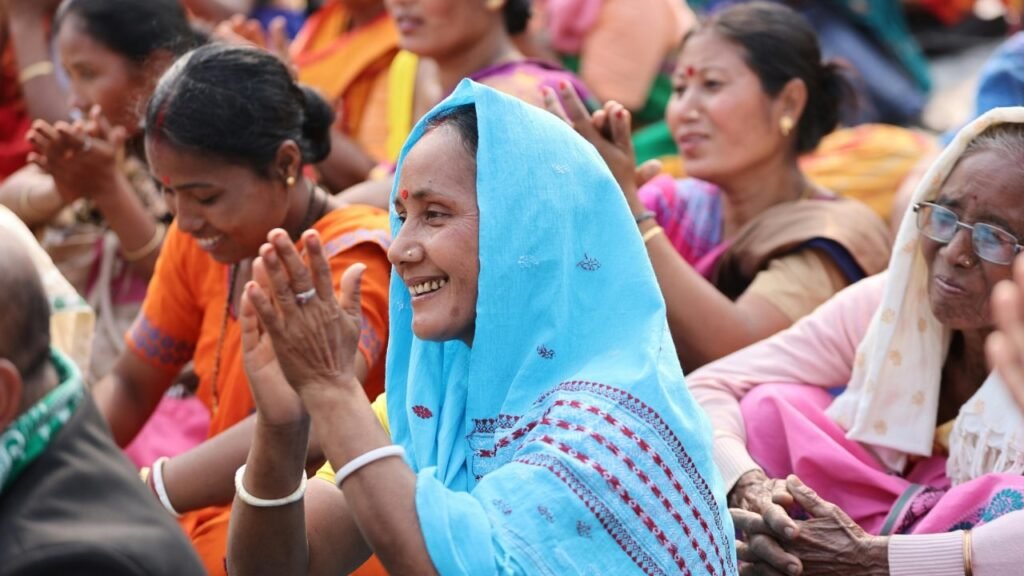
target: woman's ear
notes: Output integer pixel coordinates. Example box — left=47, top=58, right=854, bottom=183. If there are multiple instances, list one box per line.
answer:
left=273, top=140, right=303, bottom=184
left=0, top=359, right=25, bottom=430
left=777, top=77, right=808, bottom=127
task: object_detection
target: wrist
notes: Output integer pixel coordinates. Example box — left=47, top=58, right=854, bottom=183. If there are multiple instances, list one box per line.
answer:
left=864, top=536, right=890, bottom=575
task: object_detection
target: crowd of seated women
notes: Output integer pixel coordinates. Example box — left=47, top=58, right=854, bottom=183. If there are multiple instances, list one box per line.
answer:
left=2, top=0, right=1024, bottom=575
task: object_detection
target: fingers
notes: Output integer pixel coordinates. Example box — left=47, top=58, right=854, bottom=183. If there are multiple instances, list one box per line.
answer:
left=303, top=230, right=335, bottom=300
left=731, top=511, right=802, bottom=576
left=269, top=16, right=289, bottom=58
left=269, top=228, right=315, bottom=296
left=239, top=284, right=262, bottom=353
left=339, top=263, right=367, bottom=319
left=258, top=239, right=301, bottom=317
left=245, top=268, right=284, bottom=337
left=762, top=501, right=798, bottom=541
left=540, top=86, right=571, bottom=125
left=738, top=559, right=790, bottom=576
left=604, top=100, right=633, bottom=151
left=785, top=475, right=835, bottom=519
left=635, top=160, right=662, bottom=188
left=988, top=273, right=1024, bottom=408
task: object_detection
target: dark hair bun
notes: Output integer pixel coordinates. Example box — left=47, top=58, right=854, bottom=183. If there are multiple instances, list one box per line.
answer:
left=503, top=0, right=532, bottom=35
left=298, top=85, right=334, bottom=165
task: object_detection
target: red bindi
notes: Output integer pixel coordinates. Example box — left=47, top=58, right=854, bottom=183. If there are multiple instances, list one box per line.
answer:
left=400, top=189, right=409, bottom=200
left=685, top=66, right=696, bottom=78
left=161, top=175, right=170, bottom=187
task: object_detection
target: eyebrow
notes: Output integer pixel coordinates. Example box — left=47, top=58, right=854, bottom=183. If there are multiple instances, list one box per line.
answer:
left=392, top=187, right=446, bottom=208
left=934, top=196, right=1019, bottom=236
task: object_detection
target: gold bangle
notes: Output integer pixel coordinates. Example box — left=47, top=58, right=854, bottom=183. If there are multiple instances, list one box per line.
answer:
left=18, top=61, right=55, bottom=84
left=122, top=223, right=166, bottom=262
left=139, top=467, right=152, bottom=485
left=641, top=225, right=664, bottom=245
left=963, top=529, right=973, bottom=576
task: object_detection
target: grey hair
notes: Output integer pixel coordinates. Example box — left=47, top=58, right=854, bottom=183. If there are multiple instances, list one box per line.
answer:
left=962, top=122, right=1024, bottom=162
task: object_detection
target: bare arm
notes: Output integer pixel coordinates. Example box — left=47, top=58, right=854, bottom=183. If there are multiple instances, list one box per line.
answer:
left=92, top=350, right=177, bottom=447
left=0, top=165, right=65, bottom=228
left=6, top=2, right=67, bottom=124
left=159, top=354, right=368, bottom=513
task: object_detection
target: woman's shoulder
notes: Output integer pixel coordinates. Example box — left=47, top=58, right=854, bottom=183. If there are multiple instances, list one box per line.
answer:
left=315, top=204, right=392, bottom=258
left=475, top=59, right=592, bottom=108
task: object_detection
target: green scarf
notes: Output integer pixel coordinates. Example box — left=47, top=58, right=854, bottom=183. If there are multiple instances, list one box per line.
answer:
left=0, top=348, right=84, bottom=493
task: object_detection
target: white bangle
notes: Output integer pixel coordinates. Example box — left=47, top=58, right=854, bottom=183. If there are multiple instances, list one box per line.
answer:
left=234, top=464, right=307, bottom=508
left=152, top=457, right=182, bottom=518
left=334, top=445, right=406, bottom=488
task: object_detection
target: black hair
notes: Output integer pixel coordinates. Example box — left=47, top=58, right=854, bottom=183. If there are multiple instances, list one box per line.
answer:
left=55, top=0, right=200, bottom=63
left=425, top=104, right=479, bottom=160
left=0, top=237, right=51, bottom=383
left=686, top=1, right=849, bottom=153
left=503, top=0, right=532, bottom=35
left=145, top=43, right=335, bottom=175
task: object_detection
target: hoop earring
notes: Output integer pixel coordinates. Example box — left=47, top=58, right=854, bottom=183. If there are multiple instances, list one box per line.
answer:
left=779, top=116, right=795, bottom=137
left=286, top=175, right=296, bottom=187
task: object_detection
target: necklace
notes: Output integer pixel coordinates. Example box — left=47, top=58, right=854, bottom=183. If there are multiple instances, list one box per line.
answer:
left=208, top=179, right=328, bottom=413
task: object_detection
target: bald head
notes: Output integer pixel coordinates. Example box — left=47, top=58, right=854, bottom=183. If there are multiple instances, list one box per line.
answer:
left=0, top=227, right=51, bottom=380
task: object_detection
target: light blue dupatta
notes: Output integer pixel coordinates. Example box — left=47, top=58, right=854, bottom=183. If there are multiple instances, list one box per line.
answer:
left=385, top=80, right=736, bottom=575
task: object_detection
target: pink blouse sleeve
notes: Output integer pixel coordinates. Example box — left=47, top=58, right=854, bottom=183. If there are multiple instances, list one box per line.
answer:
left=686, top=273, right=887, bottom=488
left=888, top=510, right=1024, bottom=576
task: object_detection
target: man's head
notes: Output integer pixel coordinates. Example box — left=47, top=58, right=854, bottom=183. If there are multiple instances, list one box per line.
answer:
left=0, top=228, right=52, bottom=429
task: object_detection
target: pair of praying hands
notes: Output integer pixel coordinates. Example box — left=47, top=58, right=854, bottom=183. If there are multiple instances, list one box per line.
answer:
left=239, top=229, right=366, bottom=428
left=729, top=471, right=889, bottom=576
left=26, top=105, right=126, bottom=204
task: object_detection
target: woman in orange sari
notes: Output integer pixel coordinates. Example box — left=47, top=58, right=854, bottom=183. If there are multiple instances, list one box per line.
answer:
left=291, top=0, right=399, bottom=191
left=91, top=44, right=392, bottom=576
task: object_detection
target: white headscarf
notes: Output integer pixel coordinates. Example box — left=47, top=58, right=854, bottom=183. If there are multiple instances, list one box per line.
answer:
left=827, top=107, right=1024, bottom=475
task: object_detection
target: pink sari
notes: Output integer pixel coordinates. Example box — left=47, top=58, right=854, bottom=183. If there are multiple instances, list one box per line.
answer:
left=742, top=383, right=1024, bottom=535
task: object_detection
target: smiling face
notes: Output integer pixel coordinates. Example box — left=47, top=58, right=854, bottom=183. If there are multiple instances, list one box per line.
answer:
left=384, top=0, right=499, bottom=59
left=56, top=14, right=153, bottom=134
left=922, top=149, right=1024, bottom=331
left=390, top=125, right=480, bottom=345
left=666, top=32, right=791, bottom=184
left=146, top=139, right=292, bottom=264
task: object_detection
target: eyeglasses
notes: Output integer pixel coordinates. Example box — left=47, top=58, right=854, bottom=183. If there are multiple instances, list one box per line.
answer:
left=913, top=202, right=1023, bottom=265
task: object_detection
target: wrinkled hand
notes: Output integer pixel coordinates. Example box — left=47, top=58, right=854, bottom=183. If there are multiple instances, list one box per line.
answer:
left=540, top=83, right=660, bottom=210
left=213, top=14, right=295, bottom=78
left=987, top=255, right=1024, bottom=410
left=27, top=105, right=126, bottom=203
left=240, top=260, right=307, bottom=428
left=730, top=470, right=802, bottom=575
left=778, top=476, right=889, bottom=576
left=246, top=228, right=365, bottom=401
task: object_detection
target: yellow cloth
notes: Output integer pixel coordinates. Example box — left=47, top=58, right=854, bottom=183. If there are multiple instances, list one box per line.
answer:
left=384, top=50, right=420, bottom=162
left=316, top=393, right=390, bottom=484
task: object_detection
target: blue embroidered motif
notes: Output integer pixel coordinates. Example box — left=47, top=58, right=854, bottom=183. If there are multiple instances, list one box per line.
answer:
left=129, top=315, right=194, bottom=369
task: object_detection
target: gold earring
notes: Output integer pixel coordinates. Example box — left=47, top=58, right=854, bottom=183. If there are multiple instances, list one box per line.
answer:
left=485, top=0, right=504, bottom=10
left=780, top=116, right=795, bottom=137
left=286, top=175, right=296, bottom=187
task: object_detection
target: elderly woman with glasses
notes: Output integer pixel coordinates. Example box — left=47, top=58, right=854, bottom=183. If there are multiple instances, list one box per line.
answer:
left=685, top=108, right=1024, bottom=576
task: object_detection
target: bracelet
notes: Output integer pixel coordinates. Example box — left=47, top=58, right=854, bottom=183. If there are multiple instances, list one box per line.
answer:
left=234, top=464, right=308, bottom=508
left=152, top=457, right=182, bottom=517
left=963, top=529, right=973, bottom=576
left=18, top=61, right=55, bottom=84
left=334, top=445, right=406, bottom=488
left=634, top=210, right=656, bottom=225
left=641, top=225, right=664, bottom=245
left=121, top=223, right=166, bottom=262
